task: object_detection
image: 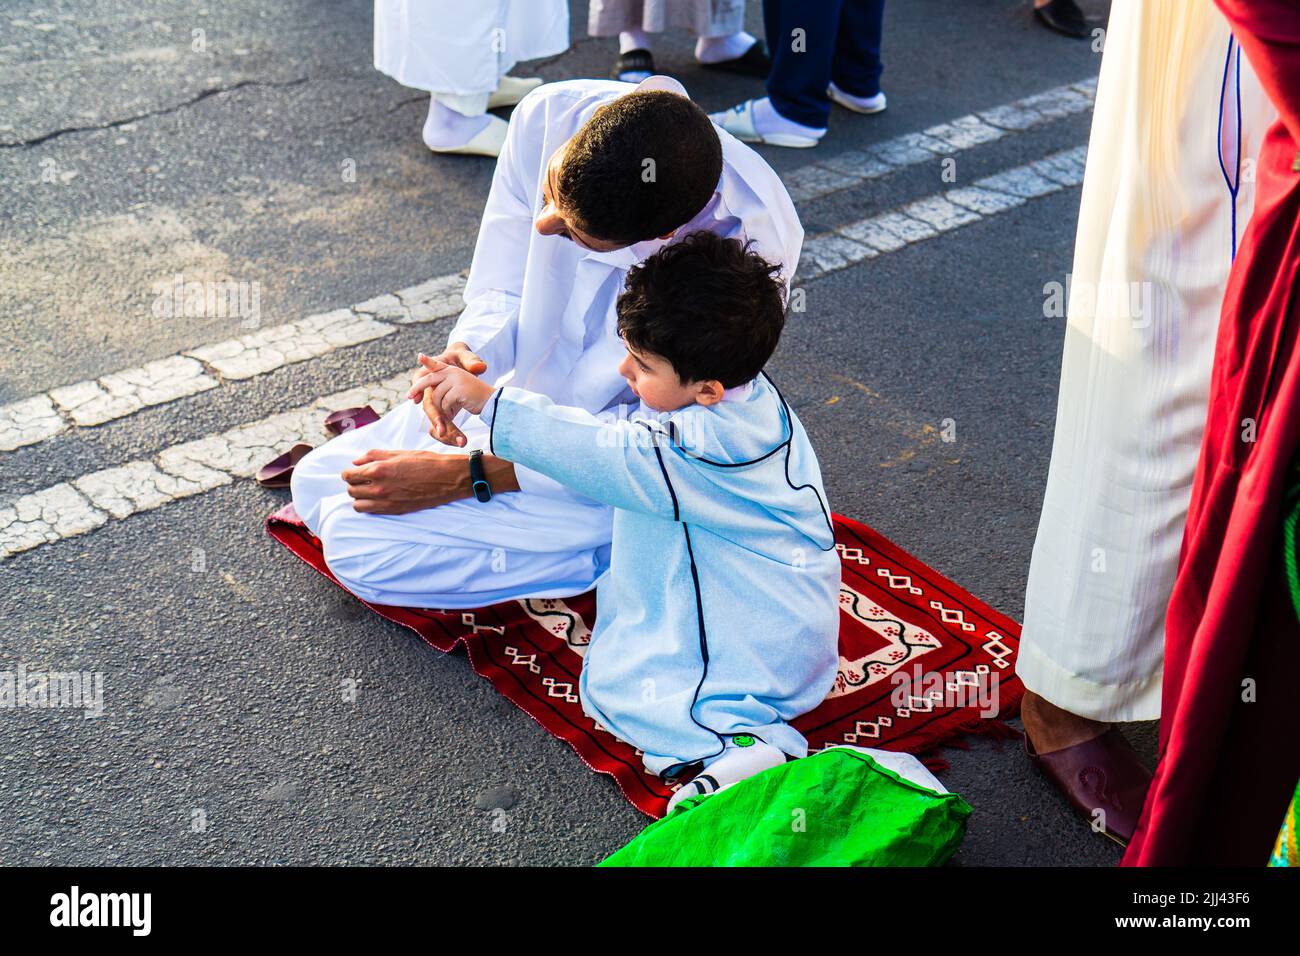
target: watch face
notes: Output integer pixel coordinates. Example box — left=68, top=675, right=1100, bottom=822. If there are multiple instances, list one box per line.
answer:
left=473, top=480, right=492, bottom=503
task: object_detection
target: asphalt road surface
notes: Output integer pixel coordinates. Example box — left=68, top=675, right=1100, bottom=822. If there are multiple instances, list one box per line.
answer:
left=0, top=0, right=1150, bottom=866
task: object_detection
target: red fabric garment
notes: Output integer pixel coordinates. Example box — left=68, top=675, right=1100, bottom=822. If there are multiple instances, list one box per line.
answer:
left=1124, top=0, right=1300, bottom=866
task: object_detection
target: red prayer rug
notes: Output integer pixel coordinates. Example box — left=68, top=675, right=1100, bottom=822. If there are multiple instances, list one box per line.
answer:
left=267, top=503, right=1023, bottom=817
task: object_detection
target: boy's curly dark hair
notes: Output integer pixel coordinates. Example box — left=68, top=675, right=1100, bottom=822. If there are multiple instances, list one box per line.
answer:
left=616, top=231, right=787, bottom=388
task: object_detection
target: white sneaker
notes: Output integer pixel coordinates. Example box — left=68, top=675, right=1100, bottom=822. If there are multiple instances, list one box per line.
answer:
left=709, top=98, right=826, bottom=149
left=665, top=736, right=788, bottom=813
left=828, top=82, right=887, bottom=115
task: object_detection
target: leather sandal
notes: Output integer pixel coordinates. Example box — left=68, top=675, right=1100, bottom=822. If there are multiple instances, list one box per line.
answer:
left=1025, top=727, right=1152, bottom=845
left=324, top=405, right=379, bottom=437
left=256, top=443, right=313, bottom=489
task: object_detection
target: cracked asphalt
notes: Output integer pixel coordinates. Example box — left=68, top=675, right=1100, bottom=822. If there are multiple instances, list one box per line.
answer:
left=0, top=0, right=1154, bottom=866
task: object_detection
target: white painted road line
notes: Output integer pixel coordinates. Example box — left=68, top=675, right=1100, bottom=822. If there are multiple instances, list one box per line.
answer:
left=185, top=308, right=395, bottom=381
left=798, top=145, right=1086, bottom=280
left=49, top=355, right=218, bottom=427
left=0, top=77, right=1097, bottom=455
left=0, top=142, right=1091, bottom=562
left=0, top=395, right=65, bottom=452
left=0, top=373, right=412, bottom=559
left=785, top=77, right=1094, bottom=202
left=0, top=276, right=467, bottom=453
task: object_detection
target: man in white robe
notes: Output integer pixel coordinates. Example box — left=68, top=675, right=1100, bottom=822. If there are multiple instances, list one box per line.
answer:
left=290, top=76, right=802, bottom=609
left=1018, top=0, right=1274, bottom=841
left=374, top=0, right=569, bottom=156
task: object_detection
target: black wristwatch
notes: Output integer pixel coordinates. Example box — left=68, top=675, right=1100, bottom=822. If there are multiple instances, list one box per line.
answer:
left=468, top=449, right=493, bottom=503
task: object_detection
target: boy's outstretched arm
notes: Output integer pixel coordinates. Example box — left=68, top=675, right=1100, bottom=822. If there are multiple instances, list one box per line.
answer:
left=479, top=386, right=721, bottom=522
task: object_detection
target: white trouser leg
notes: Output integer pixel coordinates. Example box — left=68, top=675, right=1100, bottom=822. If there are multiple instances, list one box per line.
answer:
left=291, top=401, right=613, bottom=608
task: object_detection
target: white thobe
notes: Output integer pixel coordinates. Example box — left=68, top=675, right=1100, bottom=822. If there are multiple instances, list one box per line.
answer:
left=291, top=77, right=803, bottom=609
left=1019, top=1, right=1275, bottom=722
left=374, top=0, right=569, bottom=114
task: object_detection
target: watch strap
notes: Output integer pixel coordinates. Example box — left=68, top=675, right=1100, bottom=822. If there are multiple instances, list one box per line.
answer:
left=469, top=449, right=492, bottom=503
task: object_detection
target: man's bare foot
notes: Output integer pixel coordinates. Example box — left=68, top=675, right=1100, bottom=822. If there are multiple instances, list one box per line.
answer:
left=1021, top=690, right=1111, bottom=754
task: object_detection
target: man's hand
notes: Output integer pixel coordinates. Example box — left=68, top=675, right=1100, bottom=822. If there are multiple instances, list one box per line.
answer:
left=408, top=355, right=496, bottom=428
left=415, top=343, right=487, bottom=447
left=341, top=448, right=521, bottom=514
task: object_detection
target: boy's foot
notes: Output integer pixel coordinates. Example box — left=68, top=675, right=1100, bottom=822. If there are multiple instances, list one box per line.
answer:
left=665, top=735, right=787, bottom=813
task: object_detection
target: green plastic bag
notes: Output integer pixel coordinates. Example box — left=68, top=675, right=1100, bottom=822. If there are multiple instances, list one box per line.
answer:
left=600, top=747, right=972, bottom=867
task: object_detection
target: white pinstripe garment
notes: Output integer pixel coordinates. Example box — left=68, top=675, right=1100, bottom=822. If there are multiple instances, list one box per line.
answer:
left=1019, top=1, right=1276, bottom=721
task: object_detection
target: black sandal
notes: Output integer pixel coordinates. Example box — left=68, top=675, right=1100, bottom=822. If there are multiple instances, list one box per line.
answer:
left=1034, top=0, right=1089, bottom=39
left=700, top=40, right=772, bottom=79
left=611, top=48, right=655, bottom=82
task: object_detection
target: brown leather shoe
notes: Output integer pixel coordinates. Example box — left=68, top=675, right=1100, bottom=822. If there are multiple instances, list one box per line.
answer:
left=256, top=443, right=313, bottom=488
left=324, top=405, right=379, bottom=437
left=1025, top=727, right=1152, bottom=845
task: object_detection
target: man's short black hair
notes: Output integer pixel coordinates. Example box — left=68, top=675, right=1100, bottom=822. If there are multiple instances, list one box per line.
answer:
left=616, top=231, right=787, bottom=388
left=558, top=91, right=723, bottom=244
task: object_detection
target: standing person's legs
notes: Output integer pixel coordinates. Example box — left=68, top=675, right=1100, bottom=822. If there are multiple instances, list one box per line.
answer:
left=691, top=0, right=767, bottom=75
left=592, top=0, right=766, bottom=81
left=1012, top=0, right=1275, bottom=847
left=589, top=0, right=657, bottom=82
left=763, top=0, right=843, bottom=130
left=828, top=0, right=887, bottom=112
left=708, top=0, right=848, bottom=146
left=374, top=0, right=550, bottom=158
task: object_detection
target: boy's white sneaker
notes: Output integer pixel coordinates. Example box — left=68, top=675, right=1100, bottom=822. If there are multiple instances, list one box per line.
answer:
left=665, top=735, right=788, bottom=814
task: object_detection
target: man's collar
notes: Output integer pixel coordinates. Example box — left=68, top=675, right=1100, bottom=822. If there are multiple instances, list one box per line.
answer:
left=578, top=189, right=723, bottom=268
left=580, top=244, right=644, bottom=268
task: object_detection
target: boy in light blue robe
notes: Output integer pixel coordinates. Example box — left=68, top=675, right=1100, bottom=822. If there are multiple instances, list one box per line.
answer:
left=408, top=231, right=841, bottom=810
